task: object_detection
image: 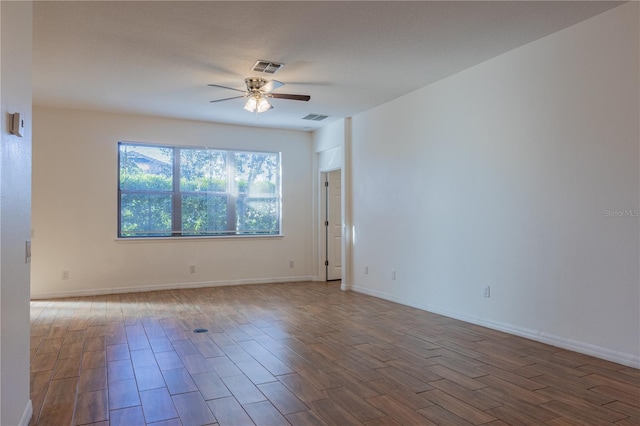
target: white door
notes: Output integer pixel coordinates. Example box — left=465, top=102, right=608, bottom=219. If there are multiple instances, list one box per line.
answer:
left=326, top=170, right=342, bottom=280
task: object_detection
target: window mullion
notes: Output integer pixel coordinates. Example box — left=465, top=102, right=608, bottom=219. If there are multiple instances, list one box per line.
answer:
left=226, top=151, right=236, bottom=234
left=173, top=147, right=182, bottom=236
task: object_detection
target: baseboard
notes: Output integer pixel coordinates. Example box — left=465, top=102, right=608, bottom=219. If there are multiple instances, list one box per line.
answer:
left=350, top=285, right=640, bottom=369
left=18, top=400, right=32, bottom=426
left=30, top=276, right=315, bottom=299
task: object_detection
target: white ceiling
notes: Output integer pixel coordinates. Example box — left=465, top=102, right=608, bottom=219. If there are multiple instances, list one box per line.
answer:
left=33, top=1, right=623, bottom=132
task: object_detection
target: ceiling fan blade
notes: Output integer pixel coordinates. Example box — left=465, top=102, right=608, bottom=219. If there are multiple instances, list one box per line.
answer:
left=270, top=93, right=311, bottom=102
left=207, top=84, right=246, bottom=93
left=210, top=95, right=246, bottom=103
left=259, top=80, right=284, bottom=94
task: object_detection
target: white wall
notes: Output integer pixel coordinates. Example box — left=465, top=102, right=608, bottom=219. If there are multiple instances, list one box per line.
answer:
left=1, top=1, right=33, bottom=425
left=32, top=108, right=314, bottom=298
left=313, top=119, right=344, bottom=159
left=350, top=2, right=639, bottom=367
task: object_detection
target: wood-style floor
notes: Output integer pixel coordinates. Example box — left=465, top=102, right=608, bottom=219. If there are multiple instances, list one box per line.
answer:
left=30, top=281, right=639, bottom=426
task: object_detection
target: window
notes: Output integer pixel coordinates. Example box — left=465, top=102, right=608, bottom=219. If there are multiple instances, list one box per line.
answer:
left=118, top=142, right=281, bottom=238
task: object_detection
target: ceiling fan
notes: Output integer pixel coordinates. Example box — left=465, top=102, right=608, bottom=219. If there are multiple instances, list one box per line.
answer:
left=209, top=77, right=310, bottom=113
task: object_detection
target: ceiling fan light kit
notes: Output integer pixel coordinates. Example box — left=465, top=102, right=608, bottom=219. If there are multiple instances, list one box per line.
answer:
left=244, top=95, right=272, bottom=113
left=209, top=76, right=310, bottom=114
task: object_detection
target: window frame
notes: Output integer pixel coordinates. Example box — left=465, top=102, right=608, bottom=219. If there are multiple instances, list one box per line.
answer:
left=117, top=141, right=282, bottom=239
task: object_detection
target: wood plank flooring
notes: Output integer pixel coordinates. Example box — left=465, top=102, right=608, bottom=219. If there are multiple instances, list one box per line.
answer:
left=29, top=282, right=639, bottom=425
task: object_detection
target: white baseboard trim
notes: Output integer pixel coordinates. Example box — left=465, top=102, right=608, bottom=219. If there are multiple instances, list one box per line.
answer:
left=350, top=285, right=640, bottom=369
left=31, top=276, right=315, bottom=299
left=18, top=400, right=32, bottom=426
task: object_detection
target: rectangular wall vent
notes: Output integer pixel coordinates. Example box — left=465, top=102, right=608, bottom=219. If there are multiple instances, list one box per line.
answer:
left=251, top=60, right=284, bottom=74
left=302, top=114, right=329, bottom=121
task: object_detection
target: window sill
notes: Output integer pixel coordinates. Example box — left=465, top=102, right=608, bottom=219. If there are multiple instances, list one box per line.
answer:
left=115, top=234, right=284, bottom=242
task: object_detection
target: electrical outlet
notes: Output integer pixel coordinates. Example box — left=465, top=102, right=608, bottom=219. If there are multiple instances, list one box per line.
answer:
left=391, top=270, right=397, bottom=280
left=189, top=265, right=196, bottom=274
left=289, top=260, right=294, bottom=268
left=364, top=265, right=369, bottom=275
left=62, top=270, right=70, bottom=280
left=483, top=285, right=491, bottom=298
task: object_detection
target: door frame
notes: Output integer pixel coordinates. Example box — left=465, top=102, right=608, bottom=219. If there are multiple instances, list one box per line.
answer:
left=323, top=169, right=342, bottom=281
left=318, top=167, right=342, bottom=282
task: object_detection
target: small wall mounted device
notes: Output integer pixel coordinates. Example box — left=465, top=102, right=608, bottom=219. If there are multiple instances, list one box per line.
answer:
left=10, top=112, right=24, bottom=137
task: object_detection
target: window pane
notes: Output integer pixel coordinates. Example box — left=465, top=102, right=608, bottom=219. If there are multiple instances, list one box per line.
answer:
left=120, top=145, right=173, bottom=191
left=234, top=152, right=278, bottom=195
left=182, top=194, right=228, bottom=235
left=180, top=149, right=226, bottom=192
left=120, top=193, right=172, bottom=237
left=237, top=196, right=278, bottom=234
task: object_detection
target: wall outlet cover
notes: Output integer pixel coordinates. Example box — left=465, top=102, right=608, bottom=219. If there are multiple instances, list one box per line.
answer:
left=10, top=112, right=24, bottom=137
left=483, top=285, right=491, bottom=298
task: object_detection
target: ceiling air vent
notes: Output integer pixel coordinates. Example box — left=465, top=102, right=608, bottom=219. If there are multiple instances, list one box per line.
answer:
left=302, top=113, right=329, bottom=121
left=251, top=60, right=284, bottom=74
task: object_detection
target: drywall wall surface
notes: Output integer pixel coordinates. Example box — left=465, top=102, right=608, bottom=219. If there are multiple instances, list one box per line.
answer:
left=314, top=119, right=344, bottom=173
left=350, top=2, right=639, bottom=366
left=32, top=108, right=313, bottom=297
left=1, top=1, right=33, bottom=424
left=313, top=118, right=345, bottom=154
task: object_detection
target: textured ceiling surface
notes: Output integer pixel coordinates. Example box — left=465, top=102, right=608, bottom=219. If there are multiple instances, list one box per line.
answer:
left=33, top=1, right=623, bottom=131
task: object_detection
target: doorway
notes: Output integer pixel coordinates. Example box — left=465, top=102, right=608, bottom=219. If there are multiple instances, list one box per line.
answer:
left=324, top=170, right=342, bottom=281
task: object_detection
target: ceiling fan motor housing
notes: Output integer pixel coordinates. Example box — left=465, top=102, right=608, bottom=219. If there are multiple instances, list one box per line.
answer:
left=245, top=77, right=268, bottom=92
